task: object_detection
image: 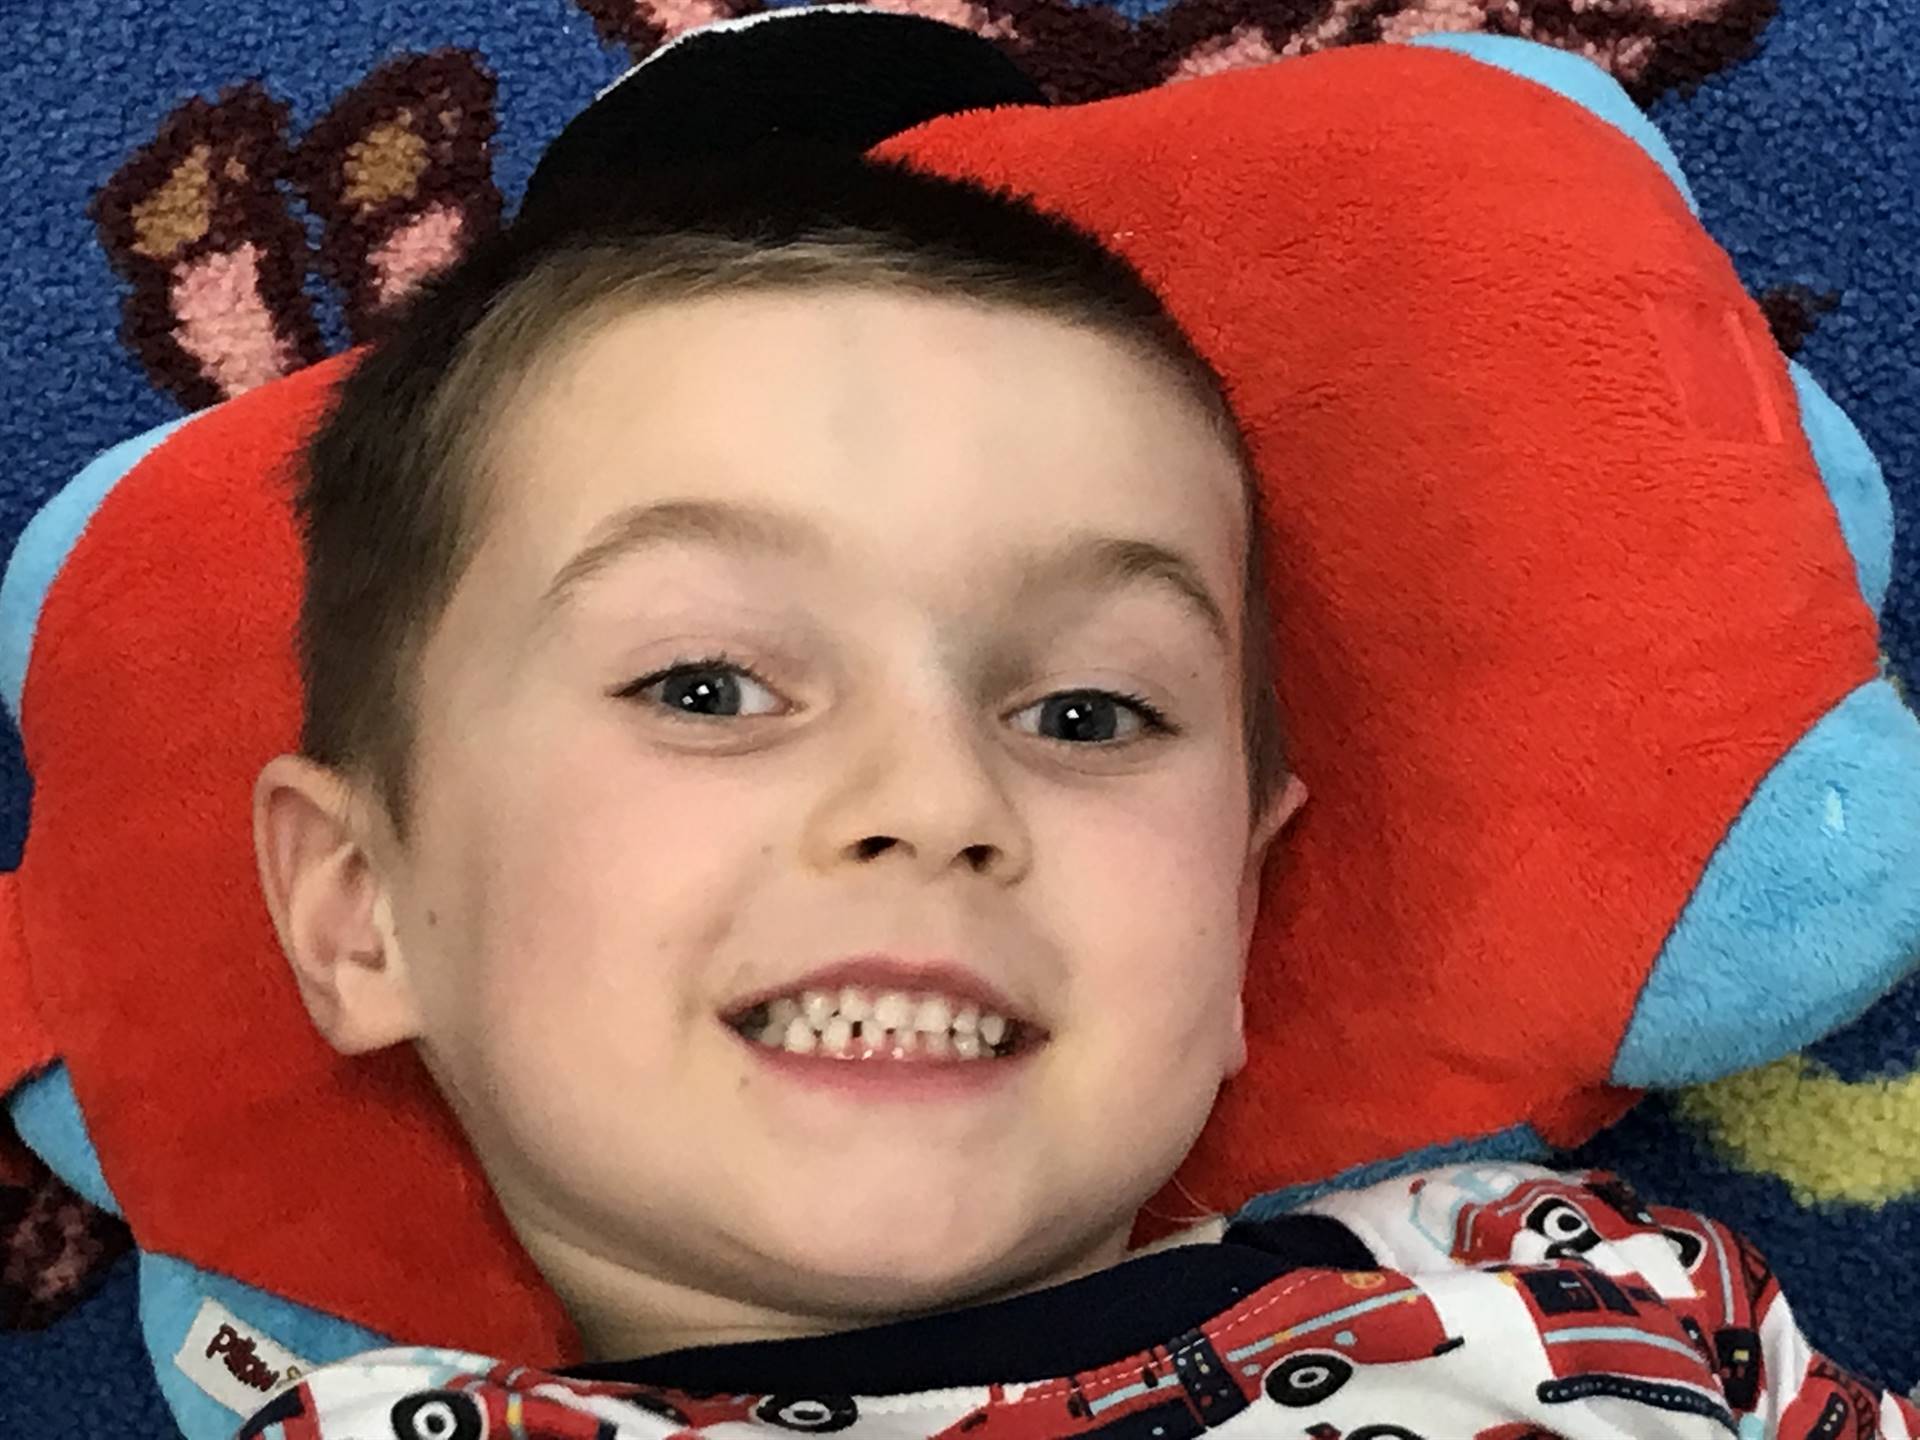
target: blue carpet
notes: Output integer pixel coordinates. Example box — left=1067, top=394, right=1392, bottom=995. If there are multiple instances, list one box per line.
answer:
left=1, top=0, right=1915, bottom=1432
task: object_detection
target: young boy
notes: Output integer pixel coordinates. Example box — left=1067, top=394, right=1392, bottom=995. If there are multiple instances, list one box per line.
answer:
left=245, top=144, right=1916, bottom=1438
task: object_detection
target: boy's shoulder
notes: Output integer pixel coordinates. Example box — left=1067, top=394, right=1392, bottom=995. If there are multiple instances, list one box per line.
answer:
left=1291, top=1160, right=1698, bottom=1280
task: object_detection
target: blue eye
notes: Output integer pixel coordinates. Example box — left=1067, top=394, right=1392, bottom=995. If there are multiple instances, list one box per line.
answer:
left=1013, top=690, right=1173, bottom=745
left=618, top=657, right=787, bottom=718
left=615, top=664, right=1173, bottom=745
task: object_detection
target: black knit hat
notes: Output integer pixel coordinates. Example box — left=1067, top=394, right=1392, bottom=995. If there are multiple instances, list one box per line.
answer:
left=519, top=9, right=1048, bottom=230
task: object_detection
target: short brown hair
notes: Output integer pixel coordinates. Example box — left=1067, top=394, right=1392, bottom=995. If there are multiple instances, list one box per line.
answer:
left=295, top=151, right=1283, bottom=841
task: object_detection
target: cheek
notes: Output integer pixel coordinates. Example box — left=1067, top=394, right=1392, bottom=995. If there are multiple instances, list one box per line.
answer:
left=421, top=737, right=789, bottom=1077
left=1033, top=764, right=1252, bottom=1183
left=1050, top=762, right=1251, bottom=1033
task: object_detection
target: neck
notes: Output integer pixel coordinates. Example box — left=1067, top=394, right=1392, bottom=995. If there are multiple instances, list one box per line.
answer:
left=503, top=1201, right=1143, bottom=1364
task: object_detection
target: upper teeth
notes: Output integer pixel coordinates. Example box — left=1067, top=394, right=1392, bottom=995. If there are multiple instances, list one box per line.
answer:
left=737, top=988, right=1018, bottom=1060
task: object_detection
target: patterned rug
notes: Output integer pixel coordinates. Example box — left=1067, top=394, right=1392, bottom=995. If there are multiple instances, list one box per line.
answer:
left=1, top=0, right=1915, bottom=1431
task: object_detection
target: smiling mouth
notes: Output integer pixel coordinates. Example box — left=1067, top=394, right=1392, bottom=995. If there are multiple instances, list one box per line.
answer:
left=725, top=988, right=1038, bottom=1062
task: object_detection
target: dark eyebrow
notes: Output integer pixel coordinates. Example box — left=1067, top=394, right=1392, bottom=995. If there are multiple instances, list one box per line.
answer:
left=536, top=498, right=827, bottom=624
left=536, top=499, right=1229, bottom=650
left=1011, top=534, right=1231, bottom=651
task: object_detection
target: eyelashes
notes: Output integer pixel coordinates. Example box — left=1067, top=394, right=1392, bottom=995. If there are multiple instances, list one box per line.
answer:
left=1014, top=689, right=1176, bottom=745
left=614, top=653, right=788, bottom=720
left=612, top=654, right=1180, bottom=746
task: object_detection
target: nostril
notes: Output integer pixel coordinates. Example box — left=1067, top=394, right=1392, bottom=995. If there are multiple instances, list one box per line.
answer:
left=846, top=837, right=999, bottom=869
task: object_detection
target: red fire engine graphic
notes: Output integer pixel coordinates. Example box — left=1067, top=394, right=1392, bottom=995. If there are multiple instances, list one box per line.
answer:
left=239, top=1354, right=862, bottom=1439
left=1442, top=1172, right=1690, bottom=1274
left=1490, top=1263, right=1734, bottom=1431
left=1440, top=1174, right=1745, bottom=1427
left=925, top=1269, right=1463, bottom=1439
left=1306, top=1425, right=1575, bottom=1440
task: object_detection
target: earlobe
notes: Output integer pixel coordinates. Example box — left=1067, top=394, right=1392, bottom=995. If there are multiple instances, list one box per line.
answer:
left=1225, top=994, right=1249, bottom=1080
left=251, top=754, right=423, bottom=1055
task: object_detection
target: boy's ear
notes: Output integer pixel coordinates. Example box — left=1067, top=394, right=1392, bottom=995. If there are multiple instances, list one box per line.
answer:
left=251, top=753, right=424, bottom=1055
left=1238, top=774, right=1308, bottom=952
left=1227, top=774, right=1309, bottom=1077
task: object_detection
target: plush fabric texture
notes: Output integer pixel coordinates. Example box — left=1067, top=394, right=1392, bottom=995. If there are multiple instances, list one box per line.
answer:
left=869, top=40, right=1896, bottom=1226
left=1, top=4, right=1917, bottom=1437
left=2, top=354, right=577, bottom=1360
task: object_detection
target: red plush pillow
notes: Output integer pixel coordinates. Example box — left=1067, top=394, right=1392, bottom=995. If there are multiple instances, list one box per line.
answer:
left=0, top=37, right=1908, bottom=1404
left=867, top=47, right=1894, bottom=1241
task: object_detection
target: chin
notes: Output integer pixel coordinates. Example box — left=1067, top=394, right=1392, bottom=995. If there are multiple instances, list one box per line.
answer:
left=758, top=1182, right=1116, bottom=1320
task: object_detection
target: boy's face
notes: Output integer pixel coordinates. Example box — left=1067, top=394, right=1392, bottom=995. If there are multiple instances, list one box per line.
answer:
left=301, top=288, right=1291, bottom=1346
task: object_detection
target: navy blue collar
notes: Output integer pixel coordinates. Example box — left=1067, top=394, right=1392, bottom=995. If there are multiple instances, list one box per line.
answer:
left=559, top=1212, right=1374, bottom=1396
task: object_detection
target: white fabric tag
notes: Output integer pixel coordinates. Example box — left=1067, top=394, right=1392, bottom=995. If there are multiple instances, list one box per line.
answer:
left=172, top=1295, right=315, bottom=1414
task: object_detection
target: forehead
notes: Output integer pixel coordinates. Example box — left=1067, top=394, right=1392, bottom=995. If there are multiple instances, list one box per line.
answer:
left=476, top=287, right=1247, bottom=613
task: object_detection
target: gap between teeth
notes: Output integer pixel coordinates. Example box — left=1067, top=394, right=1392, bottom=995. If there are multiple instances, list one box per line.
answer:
left=735, top=990, right=1018, bottom=1060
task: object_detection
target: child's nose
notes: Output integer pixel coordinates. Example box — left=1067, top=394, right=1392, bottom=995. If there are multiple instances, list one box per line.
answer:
left=800, top=710, right=1033, bottom=884
left=847, top=834, right=1006, bottom=877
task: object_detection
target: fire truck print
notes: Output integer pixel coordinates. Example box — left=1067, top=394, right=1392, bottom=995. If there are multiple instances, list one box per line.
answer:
left=234, top=1167, right=1920, bottom=1440
left=1490, top=1263, right=1736, bottom=1430
left=238, top=1352, right=863, bottom=1438
left=1438, top=1170, right=1702, bottom=1277
left=1443, top=1170, right=1768, bottom=1428
left=925, top=1269, right=1466, bottom=1438
left=1782, top=1353, right=1898, bottom=1440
